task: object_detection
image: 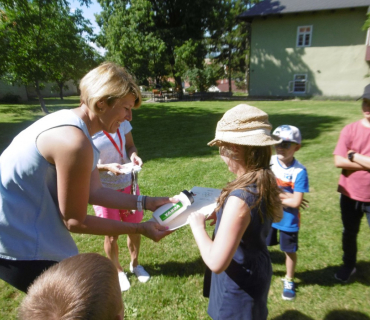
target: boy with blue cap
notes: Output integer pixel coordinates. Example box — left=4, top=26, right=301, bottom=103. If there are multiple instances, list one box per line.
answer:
left=266, top=125, right=309, bottom=301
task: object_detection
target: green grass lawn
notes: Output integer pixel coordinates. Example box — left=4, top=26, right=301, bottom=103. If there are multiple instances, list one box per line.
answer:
left=0, top=98, right=369, bottom=320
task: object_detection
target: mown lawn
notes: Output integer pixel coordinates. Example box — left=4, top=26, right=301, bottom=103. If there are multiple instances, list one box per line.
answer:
left=0, top=98, right=369, bottom=319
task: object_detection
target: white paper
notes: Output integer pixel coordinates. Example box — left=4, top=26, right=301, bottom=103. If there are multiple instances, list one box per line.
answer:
left=149, top=186, right=221, bottom=231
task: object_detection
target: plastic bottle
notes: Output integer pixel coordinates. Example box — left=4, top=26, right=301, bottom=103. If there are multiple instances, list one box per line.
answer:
left=153, top=190, right=194, bottom=226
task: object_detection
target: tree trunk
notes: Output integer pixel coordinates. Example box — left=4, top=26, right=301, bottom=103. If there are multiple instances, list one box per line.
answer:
left=58, top=81, right=64, bottom=100
left=174, top=75, right=183, bottom=100
left=168, top=53, right=183, bottom=100
left=228, top=48, right=232, bottom=93
left=35, top=80, right=49, bottom=114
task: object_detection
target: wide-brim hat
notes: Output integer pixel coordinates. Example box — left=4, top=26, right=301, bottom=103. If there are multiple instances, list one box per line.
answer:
left=208, top=104, right=282, bottom=147
left=357, top=83, right=370, bottom=100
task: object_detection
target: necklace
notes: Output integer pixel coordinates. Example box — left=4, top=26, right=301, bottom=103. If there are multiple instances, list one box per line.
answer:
left=81, top=106, right=92, bottom=135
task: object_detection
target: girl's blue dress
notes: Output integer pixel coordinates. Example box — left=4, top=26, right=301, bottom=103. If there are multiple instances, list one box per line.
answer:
left=207, top=186, right=273, bottom=320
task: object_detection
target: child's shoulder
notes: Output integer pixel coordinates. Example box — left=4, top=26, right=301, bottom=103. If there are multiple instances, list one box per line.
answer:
left=292, top=157, right=307, bottom=171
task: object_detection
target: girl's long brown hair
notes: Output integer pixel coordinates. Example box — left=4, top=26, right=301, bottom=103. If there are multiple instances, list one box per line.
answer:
left=216, top=144, right=282, bottom=223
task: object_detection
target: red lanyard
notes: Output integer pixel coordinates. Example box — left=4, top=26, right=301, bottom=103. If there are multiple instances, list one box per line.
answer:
left=103, top=129, right=123, bottom=159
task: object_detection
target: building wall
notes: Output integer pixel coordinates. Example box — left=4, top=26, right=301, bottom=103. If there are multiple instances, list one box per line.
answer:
left=25, top=80, right=78, bottom=99
left=249, top=8, right=370, bottom=97
left=0, top=80, right=78, bottom=102
left=0, top=81, right=28, bottom=101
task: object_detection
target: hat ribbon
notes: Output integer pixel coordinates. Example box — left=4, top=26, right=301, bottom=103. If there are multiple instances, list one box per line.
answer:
left=217, top=128, right=271, bottom=138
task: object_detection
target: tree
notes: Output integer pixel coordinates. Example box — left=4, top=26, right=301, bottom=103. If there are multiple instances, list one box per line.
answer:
left=48, top=9, right=102, bottom=100
left=207, top=0, right=261, bottom=93
left=97, top=0, right=220, bottom=97
left=184, top=62, right=223, bottom=92
left=0, top=0, right=98, bottom=112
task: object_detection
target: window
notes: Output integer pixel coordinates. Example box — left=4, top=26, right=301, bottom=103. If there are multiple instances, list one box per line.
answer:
left=296, top=26, right=312, bottom=47
left=289, top=74, right=309, bottom=94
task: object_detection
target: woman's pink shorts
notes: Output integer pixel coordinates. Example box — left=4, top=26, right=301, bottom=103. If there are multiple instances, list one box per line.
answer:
left=93, top=185, right=143, bottom=223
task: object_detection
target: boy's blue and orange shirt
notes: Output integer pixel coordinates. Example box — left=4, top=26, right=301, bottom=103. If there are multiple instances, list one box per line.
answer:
left=270, top=155, right=309, bottom=232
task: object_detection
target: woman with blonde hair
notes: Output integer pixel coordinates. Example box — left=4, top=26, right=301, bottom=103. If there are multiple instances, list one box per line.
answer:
left=0, top=62, right=174, bottom=293
left=188, top=104, right=283, bottom=320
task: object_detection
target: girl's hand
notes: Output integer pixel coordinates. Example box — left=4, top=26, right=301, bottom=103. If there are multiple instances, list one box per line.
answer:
left=97, top=163, right=123, bottom=175
left=206, top=210, right=217, bottom=226
left=188, top=212, right=206, bottom=231
left=108, top=163, right=125, bottom=175
left=130, top=152, right=143, bottom=167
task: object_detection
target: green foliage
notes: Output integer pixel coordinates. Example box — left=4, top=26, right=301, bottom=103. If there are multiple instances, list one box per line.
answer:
left=184, top=62, right=223, bottom=92
left=96, top=0, right=167, bottom=84
left=207, top=0, right=262, bottom=92
left=363, top=12, right=370, bottom=30
left=97, top=0, right=221, bottom=90
left=0, top=0, right=100, bottom=111
left=0, top=93, right=21, bottom=103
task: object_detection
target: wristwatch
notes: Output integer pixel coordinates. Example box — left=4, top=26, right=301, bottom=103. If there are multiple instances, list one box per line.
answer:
left=348, top=152, right=356, bottom=162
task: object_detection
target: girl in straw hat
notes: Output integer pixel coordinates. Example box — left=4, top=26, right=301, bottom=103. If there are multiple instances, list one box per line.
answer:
left=188, top=104, right=283, bottom=320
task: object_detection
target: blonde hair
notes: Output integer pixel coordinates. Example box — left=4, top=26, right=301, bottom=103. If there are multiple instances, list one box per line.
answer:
left=216, top=144, right=282, bottom=223
left=79, top=61, right=142, bottom=113
left=18, top=253, right=123, bottom=320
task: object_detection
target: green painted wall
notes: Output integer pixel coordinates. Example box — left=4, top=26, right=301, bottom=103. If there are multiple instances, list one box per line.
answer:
left=0, top=81, right=28, bottom=101
left=0, top=80, right=78, bottom=102
left=249, top=8, right=370, bottom=97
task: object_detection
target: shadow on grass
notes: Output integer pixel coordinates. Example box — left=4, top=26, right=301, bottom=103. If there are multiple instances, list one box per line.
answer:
left=1, top=101, right=345, bottom=160
left=269, top=249, right=286, bottom=265
left=0, top=97, right=79, bottom=115
left=272, top=260, right=370, bottom=287
left=324, top=310, right=370, bottom=320
left=0, top=100, right=79, bottom=153
left=271, top=310, right=314, bottom=320
left=147, top=256, right=205, bottom=277
left=132, top=104, right=344, bottom=162
left=271, top=309, right=370, bottom=320
left=0, top=120, right=40, bottom=152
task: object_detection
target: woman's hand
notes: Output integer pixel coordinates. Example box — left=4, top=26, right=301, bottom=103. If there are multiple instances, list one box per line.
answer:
left=139, top=220, right=172, bottom=242
left=188, top=212, right=206, bottom=231
left=205, top=210, right=217, bottom=226
left=130, top=152, right=143, bottom=167
left=145, top=196, right=179, bottom=212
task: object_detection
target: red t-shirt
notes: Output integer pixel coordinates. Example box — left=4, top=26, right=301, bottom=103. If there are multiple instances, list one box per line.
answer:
left=333, top=120, right=370, bottom=202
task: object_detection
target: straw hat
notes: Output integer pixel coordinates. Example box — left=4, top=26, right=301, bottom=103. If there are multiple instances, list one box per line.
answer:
left=208, top=104, right=281, bottom=147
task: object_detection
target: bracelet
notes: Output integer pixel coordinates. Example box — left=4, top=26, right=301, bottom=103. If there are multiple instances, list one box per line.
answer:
left=143, top=196, right=147, bottom=210
left=137, top=195, right=143, bottom=212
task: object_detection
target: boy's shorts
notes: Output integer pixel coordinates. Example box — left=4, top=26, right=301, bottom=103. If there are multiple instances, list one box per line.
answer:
left=266, top=227, right=298, bottom=253
left=93, top=185, right=143, bottom=223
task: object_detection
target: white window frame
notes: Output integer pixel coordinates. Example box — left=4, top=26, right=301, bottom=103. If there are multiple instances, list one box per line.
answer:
left=296, top=25, right=313, bottom=47
left=289, top=74, right=309, bottom=94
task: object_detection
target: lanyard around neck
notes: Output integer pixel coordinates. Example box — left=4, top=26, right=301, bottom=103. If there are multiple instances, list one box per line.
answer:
left=103, top=129, right=123, bottom=159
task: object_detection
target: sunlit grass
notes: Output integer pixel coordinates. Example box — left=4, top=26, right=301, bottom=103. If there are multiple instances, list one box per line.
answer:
left=0, top=98, right=369, bottom=319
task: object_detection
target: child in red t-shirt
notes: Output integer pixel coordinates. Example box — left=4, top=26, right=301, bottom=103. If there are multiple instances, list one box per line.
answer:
left=333, top=84, right=370, bottom=282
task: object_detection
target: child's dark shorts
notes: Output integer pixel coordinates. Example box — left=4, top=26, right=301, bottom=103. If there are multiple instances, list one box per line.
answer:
left=266, top=227, right=298, bottom=253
